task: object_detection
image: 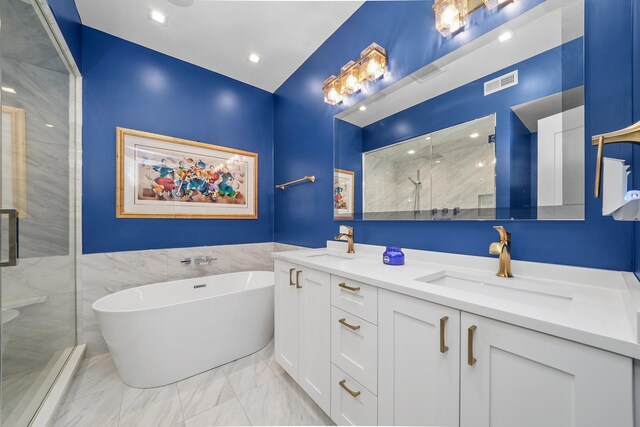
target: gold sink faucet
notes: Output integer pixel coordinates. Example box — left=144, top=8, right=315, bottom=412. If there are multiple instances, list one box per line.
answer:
left=335, top=225, right=355, bottom=254
left=489, top=226, right=513, bottom=278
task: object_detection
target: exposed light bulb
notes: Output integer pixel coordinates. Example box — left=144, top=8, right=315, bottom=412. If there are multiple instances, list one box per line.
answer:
left=326, top=87, right=342, bottom=104
left=367, top=59, right=381, bottom=78
left=248, top=54, right=261, bottom=64
left=346, top=74, right=359, bottom=92
left=440, top=4, right=459, bottom=27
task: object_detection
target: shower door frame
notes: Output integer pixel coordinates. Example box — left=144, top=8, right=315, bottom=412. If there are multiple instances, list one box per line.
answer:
left=0, top=0, right=85, bottom=425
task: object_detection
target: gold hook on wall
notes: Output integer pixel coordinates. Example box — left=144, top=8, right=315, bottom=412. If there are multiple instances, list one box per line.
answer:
left=592, top=121, right=640, bottom=198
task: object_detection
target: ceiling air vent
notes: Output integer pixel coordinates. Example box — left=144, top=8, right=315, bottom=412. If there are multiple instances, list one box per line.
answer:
left=484, top=70, right=518, bottom=96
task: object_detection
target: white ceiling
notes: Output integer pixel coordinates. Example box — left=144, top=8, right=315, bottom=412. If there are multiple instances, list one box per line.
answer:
left=75, top=0, right=363, bottom=93
left=366, top=114, right=496, bottom=163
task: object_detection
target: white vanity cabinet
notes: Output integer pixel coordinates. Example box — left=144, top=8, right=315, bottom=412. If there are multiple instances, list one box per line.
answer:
left=274, top=260, right=331, bottom=413
left=460, top=312, right=633, bottom=427
left=378, top=289, right=461, bottom=427
left=274, top=250, right=637, bottom=427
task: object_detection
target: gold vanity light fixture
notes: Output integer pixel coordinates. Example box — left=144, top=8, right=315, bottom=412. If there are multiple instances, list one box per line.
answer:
left=433, top=0, right=516, bottom=37
left=433, top=0, right=468, bottom=36
left=322, top=43, right=387, bottom=105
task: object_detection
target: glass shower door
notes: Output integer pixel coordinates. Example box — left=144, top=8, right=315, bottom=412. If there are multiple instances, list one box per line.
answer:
left=0, top=0, right=78, bottom=425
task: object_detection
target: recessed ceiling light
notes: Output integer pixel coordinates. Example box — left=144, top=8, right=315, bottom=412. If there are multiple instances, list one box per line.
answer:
left=470, top=133, right=480, bottom=138
left=148, top=9, right=167, bottom=26
left=45, top=123, right=54, bottom=128
left=1, top=86, right=16, bottom=94
left=359, top=105, right=367, bottom=111
left=248, top=54, right=261, bottom=64
left=499, top=31, right=513, bottom=42
left=425, top=136, right=431, bottom=140
left=407, top=150, right=416, bottom=155
left=477, top=161, right=485, bottom=168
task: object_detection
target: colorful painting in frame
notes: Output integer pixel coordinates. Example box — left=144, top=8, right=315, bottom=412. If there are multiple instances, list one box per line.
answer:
left=334, top=169, right=354, bottom=220
left=116, top=128, right=257, bottom=218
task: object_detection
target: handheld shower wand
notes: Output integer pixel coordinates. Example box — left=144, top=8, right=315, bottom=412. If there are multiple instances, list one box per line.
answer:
left=408, top=170, right=422, bottom=212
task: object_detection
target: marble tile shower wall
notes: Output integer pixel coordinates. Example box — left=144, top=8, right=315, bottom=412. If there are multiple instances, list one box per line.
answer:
left=80, top=242, right=305, bottom=356
left=365, top=143, right=495, bottom=213
left=1, top=58, right=71, bottom=257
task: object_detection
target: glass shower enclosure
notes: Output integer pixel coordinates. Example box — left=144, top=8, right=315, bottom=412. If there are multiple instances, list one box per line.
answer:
left=0, top=0, right=79, bottom=425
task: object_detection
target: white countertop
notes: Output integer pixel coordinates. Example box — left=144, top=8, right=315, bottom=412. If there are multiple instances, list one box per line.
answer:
left=272, top=241, right=640, bottom=359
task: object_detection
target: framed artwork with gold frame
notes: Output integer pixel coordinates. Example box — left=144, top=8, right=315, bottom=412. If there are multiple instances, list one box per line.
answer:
left=334, top=168, right=355, bottom=220
left=2, top=106, right=27, bottom=217
left=116, top=127, right=258, bottom=219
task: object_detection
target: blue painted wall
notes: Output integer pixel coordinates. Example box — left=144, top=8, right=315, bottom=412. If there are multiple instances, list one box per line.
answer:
left=82, top=27, right=274, bottom=254
left=46, top=0, right=82, bottom=69
left=335, top=119, right=363, bottom=217
left=274, top=0, right=635, bottom=271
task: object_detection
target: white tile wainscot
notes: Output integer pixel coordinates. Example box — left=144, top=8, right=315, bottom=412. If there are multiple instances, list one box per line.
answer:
left=272, top=241, right=640, bottom=426
left=81, top=242, right=304, bottom=356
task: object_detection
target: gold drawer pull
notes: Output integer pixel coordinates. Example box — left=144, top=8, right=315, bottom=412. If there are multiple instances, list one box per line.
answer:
left=439, top=316, right=449, bottom=354
left=295, top=270, right=302, bottom=289
left=338, top=318, right=361, bottom=331
left=289, top=268, right=296, bottom=286
left=339, top=379, right=361, bottom=398
left=468, top=325, right=477, bottom=366
left=338, top=282, right=361, bottom=292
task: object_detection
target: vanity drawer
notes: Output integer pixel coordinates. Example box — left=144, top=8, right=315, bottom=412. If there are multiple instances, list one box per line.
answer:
left=331, top=275, right=378, bottom=324
left=331, top=364, right=377, bottom=426
left=331, top=306, right=377, bottom=394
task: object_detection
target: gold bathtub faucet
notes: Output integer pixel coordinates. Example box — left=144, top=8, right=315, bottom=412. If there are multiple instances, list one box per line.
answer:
left=489, top=226, right=513, bottom=278
left=335, top=226, right=355, bottom=254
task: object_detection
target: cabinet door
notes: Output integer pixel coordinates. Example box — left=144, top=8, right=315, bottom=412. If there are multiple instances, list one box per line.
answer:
left=274, top=260, right=299, bottom=379
left=298, top=268, right=331, bottom=413
left=378, top=289, right=460, bottom=426
left=460, top=312, right=633, bottom=427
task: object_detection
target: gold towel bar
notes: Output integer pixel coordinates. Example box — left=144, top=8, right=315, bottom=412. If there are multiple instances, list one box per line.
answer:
left=275, top=175, right=315, bottom=190
left=592, top=121, right=640, bottom=198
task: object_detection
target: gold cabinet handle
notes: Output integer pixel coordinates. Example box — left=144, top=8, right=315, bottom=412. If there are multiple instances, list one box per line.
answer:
left=468, top=325, right=477, bottom=366
left=295, top=270, right=302, bottom=288
left=338, top=282, right=361, bottom=292
left=440, top=316, right=449, bottom=354
left=338, top=318, right=361, bottom=331
left=339, top=379, right=361, bottom=398
left=289, top=268, right=296, bottom=286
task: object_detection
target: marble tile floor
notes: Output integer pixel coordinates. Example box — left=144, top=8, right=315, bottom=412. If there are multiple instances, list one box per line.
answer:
left=53, top=339, right=334, bottom=427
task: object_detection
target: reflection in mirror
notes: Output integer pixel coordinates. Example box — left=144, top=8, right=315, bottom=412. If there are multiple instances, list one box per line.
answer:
left=363, top=115, right=496, bottom=219
left=334, top=0, right=584, bottom=221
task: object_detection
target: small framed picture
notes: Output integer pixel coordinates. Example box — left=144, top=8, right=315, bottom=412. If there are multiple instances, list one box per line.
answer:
left=334, top=169, right=355, bottom=220
left=116, top=127, right=257, bottom=219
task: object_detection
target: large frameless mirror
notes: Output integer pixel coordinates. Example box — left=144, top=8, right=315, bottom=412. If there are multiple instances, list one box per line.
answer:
left=334, top=0, right=584, bottom=221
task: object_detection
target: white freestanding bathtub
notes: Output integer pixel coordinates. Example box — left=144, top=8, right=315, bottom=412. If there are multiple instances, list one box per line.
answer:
left=92, top=271, right=274, bottom=388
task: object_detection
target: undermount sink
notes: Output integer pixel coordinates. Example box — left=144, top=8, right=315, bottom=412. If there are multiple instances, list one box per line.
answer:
left=305, top=252, right=354, bottom=262
left=418, top=272, right=573, bottom=310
